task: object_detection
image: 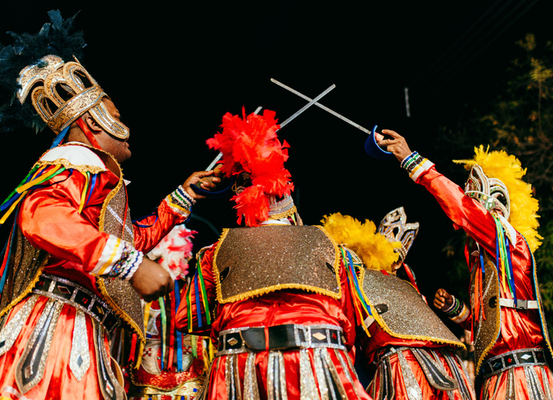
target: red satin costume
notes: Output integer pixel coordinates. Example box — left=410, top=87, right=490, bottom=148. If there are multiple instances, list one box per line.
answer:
left=360, top=321, right=475, bottom=400
left=0, top=143, right=189, bottom=400
left=416, top=164, right=553, bottom=399
left=175, top=228, right=372, bottom=400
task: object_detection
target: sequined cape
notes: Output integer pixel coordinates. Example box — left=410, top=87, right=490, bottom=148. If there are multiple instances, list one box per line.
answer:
left=415, top=164, right=553, bottom=397
left=175, top=225, right=371, bottom=400
left=0, top=143, right=188, bottom=399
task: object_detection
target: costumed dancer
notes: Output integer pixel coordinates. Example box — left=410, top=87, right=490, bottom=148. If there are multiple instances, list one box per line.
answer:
left=0, top=11, right=218, bottom=400
left=129, top=225, right=207, bottom=399
left=375, top=129, right=553, bottom=398
left=321, top=209, right=476, bottom=400
left=175, top=108, right=371, bottom=400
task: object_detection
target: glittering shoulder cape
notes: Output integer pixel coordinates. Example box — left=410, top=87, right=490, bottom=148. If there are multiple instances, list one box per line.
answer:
left=212, top=225, right=341, bottom=303
left=361, top=269, right=464, bottom=349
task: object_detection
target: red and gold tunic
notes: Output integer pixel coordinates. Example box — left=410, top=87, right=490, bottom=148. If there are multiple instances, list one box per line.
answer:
left=176, top=225, right=371, bottom=400
left=415, top=163, right=553, bottom=399
left=0, top=143, right=190, bottom=400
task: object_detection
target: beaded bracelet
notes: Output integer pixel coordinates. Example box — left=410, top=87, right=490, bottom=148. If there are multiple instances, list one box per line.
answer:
left=443, top=295, right=464, bottom=318
left=450, top=303, right=469, bottom=324
left=166, top=185, right=195, bottom=216
left=400, top=151, right=419, bottom=169
left=107, top=242, right=144, bottom=280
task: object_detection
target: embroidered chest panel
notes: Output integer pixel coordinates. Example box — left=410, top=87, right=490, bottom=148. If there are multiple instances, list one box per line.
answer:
left=214, top=225, right=341, bottom=303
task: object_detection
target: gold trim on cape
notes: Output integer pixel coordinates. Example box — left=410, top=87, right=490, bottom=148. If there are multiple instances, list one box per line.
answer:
left=360, top=268, right=465, bottom=349
left=94, top=147, right=145, bottom=344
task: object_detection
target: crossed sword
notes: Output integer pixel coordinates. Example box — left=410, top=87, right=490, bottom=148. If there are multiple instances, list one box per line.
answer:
left=205, top=79, right=372, bottom=171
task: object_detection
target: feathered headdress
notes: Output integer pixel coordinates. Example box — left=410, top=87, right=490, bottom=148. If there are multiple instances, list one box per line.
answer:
left=206, top=108, right=294, bottom=227
left=0, top=10, right=85, bottom=133
left=454, top=145, right=542, bottom=252
left=321, top=213, right=401, bottom=272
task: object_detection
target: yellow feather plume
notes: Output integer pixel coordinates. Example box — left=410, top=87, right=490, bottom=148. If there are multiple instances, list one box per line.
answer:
left=453, top=145, right=542, bottom=251
left=321, top=213, right=401, bottom=272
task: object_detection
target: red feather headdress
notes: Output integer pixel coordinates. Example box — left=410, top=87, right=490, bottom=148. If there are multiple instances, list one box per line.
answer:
left=206, top=108, right=294, bottom=227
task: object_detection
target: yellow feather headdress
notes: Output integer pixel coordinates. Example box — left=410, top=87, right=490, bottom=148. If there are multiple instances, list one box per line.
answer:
left=454, top=145, right=542, bottom=252
left=321, top=213, right=401, bottom=272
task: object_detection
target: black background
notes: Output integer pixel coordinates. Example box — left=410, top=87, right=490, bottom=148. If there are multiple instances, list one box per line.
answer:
left=1, top=0, right=552, bottom=316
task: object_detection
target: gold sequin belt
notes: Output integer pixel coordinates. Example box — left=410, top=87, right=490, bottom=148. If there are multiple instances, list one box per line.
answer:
left=32, top=274, right=121, bottom=333
left=217, top=324, right=345, bottom=355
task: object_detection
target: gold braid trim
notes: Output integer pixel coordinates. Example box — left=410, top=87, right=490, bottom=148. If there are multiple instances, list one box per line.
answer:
left=96, top=278, right=145, bottom=343
left=269, top=205, right=298, bottom=221
left=212, top=225, right=342, bottom=304
left=34, top=158, right=105, bottom=175
left=0, top=263, right=47, bottom=320
left=359, top=268, right=466, bottom=350
left=212, top=229, right=230, bottom=306
left=94, top=150, right=145, bottom=344
left=474, top=254, right=502, bottom=376
left=531, top=249, right=553, bottom=363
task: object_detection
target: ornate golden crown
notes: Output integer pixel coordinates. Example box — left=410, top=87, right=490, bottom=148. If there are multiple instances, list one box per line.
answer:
left=377, top=206, right=419, bottom=262
left=17, top=55, right=129, bottom=138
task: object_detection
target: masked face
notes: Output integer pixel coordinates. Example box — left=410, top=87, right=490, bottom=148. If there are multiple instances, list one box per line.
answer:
left=464, top=165, right=510, bottom=219
left=92, top=99, right=132, bottom=163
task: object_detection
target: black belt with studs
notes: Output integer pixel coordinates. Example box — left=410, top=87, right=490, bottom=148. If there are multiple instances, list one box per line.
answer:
left=217, top=323, right=345, bottom=355
left=32, top=274, right=120, bottom=333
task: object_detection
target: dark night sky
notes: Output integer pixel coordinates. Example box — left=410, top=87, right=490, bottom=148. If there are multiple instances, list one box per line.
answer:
left=1, top=0, right=552, bottom=315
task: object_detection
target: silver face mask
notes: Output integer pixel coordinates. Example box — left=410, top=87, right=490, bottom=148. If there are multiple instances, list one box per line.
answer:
left=464, top=164, right=510, bottom=219
left=377, top=206, right=420, bottom=263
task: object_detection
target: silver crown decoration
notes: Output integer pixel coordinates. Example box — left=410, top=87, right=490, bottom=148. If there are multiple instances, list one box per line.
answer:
left=377, top=206, right=419, bottom=262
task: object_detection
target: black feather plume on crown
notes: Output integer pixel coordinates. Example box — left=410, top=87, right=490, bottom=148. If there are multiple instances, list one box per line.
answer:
left=0, top=10, right=86, bottom=134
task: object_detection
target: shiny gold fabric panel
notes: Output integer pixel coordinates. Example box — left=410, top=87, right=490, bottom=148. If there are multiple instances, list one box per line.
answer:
left=361, top=270, right=464, bottom=348
left=472, top=254, right=501, bottom=376
left=0, top=226, right=48, bottom=318
left=97, top=181, right=145, bottom=339
left=214, top=225, right=341, bottom=304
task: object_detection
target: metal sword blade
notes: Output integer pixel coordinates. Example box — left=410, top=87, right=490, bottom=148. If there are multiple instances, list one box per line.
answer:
left=271, top=78, right=371, bottom=135
left=278, top=83, right=335, bottom=128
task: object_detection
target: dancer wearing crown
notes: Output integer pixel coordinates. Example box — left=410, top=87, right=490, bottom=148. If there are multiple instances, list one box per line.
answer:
left=175, top=108, right=371, bottom=400
left=375, top=129, right=553, bottom=399
left=0, top=11, right=217, bottom=400
left=321, top=209, right=476, bottom=400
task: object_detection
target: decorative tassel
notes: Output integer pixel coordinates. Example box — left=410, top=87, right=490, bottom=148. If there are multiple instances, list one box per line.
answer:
left=191, top=335, right=197, bottom=358
left=129, top=333, right=138, bottom=363
left=193, top=269, right=203, bottom=328
left=167, top=290, right=176, bottom=372
left=1, top=164, right=67, bottom=225
left=78, top=171, right=90, bottom=214
left=340, top=248, right=372, bottom=338
left=197, top=261, right=211, bottom=326
left=174, top=282, right=184, bottom=372
left=493, top=216, right=517, bottom=301
left=159, top=296, right=167, bottom=370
